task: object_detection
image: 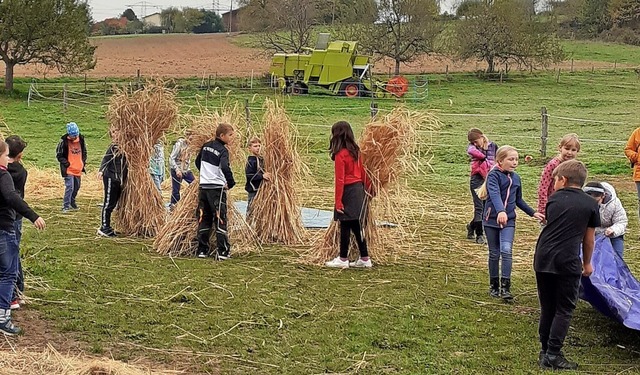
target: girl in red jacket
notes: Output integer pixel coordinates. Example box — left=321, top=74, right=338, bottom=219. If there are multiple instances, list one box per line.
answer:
left=326, top=121, right=372, bottom=269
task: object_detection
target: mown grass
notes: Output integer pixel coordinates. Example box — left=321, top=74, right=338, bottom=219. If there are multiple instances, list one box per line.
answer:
left=561, top=40, right=640, bottom=64
left=2, top=69, right=640, bottom=374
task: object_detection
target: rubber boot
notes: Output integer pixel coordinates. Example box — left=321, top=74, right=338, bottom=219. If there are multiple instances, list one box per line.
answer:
left=466, top=222, right=475, bottom=240
left=489, top=277, right=500, bottom=298
left=501, top=278, right=513, bottom=301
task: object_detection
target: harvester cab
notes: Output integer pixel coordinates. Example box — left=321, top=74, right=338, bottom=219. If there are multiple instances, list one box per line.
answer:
left=270, top=33, right=409, bottom=98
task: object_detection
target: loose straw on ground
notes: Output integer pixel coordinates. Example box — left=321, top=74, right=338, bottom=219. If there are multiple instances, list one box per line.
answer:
left=154, top=105, right=260, bottom=257
left=305, top=107, right=441, bottom=265
left=0, top=344, right=180, bottom=374
left=246, top=99, right=305, bottom=245
left=107, top=82, right=177, bottom=237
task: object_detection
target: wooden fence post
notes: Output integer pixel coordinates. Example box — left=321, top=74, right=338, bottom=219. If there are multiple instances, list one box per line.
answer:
left=63, top=84, right=68, bottom=112
left=84, top=74, right=87, bottom=92
left=556, top=68, right=561, bottom=83
left=244, top=99, right=251, bottom=134
left=27, top=84, right=32, bottom=107
left=104, top=77, right=107, bottom=97
left=541, top=107, right=548, bottom=158
left=571, top=59, right=574, bottom=73
left=136, top=69, right=141, bottom=90
left=370, top=102, right=379, bottom=118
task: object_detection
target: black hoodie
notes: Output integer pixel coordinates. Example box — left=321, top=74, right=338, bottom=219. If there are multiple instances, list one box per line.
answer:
left=0, top=168, right=38, bottom=231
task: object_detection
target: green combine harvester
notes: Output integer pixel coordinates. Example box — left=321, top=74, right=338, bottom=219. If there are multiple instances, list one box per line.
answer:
left=269, top=33, right=409, bottom=98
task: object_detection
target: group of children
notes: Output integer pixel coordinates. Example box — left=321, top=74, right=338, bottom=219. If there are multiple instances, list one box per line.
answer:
left=466, top=129, right=629, bottom=370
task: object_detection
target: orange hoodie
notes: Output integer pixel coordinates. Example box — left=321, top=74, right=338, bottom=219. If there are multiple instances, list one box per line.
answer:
left=67, top=137, right=84, bottom=177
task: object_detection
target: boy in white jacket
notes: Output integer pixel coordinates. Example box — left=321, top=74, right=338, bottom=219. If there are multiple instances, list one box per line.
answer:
left=583, top=181, right=628, bottom=258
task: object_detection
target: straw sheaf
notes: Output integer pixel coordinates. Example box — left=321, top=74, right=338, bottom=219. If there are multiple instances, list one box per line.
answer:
left=0, top=344, right=179, bottom=374
left=107, top=82, right=178, bottom=237
left=24, top=167, right=103, bottom=201
left=246, top=99, right=305, bottom=245
left=305, top=107, right=441, bottom=265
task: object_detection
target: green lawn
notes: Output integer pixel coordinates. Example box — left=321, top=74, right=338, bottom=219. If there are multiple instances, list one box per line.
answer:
left=561, top=40, right=640, bottom=64
left=2, top=70, right=640, bottom=374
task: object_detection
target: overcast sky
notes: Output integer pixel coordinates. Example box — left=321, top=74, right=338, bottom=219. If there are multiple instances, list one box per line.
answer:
left=88, top=0, right=458, bottom=22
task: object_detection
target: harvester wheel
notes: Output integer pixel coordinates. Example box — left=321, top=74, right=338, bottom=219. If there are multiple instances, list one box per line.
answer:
left=291, top=83, right=308, bottom=95
left=342, top=82, right=361, bottom=98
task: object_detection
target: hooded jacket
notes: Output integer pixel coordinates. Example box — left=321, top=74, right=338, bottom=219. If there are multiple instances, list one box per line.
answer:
left=56, top=134, right=87, bottom=177
left=195, top=138, right=235, bottom=189
left=467, top=141, right=497, bottom=178
left=482, top=167, right=536, bottom=228
left=596, top=182, right=628, bottom=238
left=99, top=144, right=128, bottom=183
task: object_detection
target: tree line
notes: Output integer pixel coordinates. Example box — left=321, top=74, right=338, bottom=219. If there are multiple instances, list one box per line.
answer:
left=94, top=7, right=225, bottom=36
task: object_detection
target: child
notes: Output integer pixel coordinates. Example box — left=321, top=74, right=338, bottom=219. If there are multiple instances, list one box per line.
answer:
left=535, top=160, right=599, bottom=370
left=624, top=127, right=640, bottom=224
left=244, top=137, right=271, bottom=214
left=97, top=131, right=128, bottom=238
left=169, top=132, right=195, bottom=207
left=149, top=140, right=165, bottom=192
left=481, top=145, right=544, bottom=300
left=6, top=136, right=28, bottom=310
left=537, top=133, right=580, bottom=216
left=583, top=181, right=628, bottom=258
left=325, top=121, right=373, bottom=269
left=56, top=122, right=87, bottom=212
left=466, top=128, right=497, bottom=245
left=0, top=140, right=46, bottom=335
left=195, top=123, right=236, bottom=260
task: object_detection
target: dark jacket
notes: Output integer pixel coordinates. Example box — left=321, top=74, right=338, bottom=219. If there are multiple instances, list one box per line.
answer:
left=482, top=167, right=535, bottom=228
left=8, top=162, right=27, bottom=220
left=99, top=144, right=128, bottom=183
left=195, top=138, right=235, bottom=190
left=0, top=168, right=38, bottom=231
left=245, top=155, right=265, bottom=193
left=56, top=134, right=87, bottom=177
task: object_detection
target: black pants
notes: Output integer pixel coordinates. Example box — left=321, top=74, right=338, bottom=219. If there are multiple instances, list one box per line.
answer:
left=101, top=176, right=122, bottom=230
left=339, top=220, right=368, bottom=259
left=197, top=188, right=230, bottom=256
left=536, top=272, right=581, bottom=354
left=469, top=173, right=485, bottom=236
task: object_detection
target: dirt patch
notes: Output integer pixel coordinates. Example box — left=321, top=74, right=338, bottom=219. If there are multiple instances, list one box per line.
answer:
left=4, top=33, right=633, bottom=79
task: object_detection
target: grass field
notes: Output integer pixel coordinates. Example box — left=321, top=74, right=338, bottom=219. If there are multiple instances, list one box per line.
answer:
left=1, top=68, right=640, bottom=374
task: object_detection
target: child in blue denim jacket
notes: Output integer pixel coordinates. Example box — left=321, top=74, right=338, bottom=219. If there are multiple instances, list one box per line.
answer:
left=478, top=145, right=544, bottom=300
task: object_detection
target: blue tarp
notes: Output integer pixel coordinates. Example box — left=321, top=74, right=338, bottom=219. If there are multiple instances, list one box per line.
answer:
left=580, top=235, right=640, bottom=330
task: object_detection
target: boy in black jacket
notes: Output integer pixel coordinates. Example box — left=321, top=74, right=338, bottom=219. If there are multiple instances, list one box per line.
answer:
left=6, top=136, right=28, bottom=309
left=245, top=136, right=271, bottom=214
left=195, top=123, right=235, bottom=260
left=97, top=132, right=128, bottom=238
left=534, top=160, right=599, bottom=370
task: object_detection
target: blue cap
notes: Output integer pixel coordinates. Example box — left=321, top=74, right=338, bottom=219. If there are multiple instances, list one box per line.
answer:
left=67, top=122, right=79, bottom=137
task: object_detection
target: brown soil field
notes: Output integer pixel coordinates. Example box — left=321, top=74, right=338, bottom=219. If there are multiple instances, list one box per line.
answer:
left=4, top=33, right=630, bottom=80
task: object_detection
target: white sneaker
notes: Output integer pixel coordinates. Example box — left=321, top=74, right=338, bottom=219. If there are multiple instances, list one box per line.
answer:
left=325, top=257, right=349, bottom=268
left=349, top=258, right=373, bottom=268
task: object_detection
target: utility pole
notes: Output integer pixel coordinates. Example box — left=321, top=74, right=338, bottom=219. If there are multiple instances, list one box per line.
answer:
left=228, top=0, right=233, bottom=33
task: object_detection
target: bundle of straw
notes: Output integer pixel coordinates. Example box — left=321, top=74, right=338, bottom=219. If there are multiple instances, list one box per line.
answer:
left=154, top=105, right=260, bottom=256
left=107, top=82, right=178, bottom=237
left=246, top=99, right=305, bottom=245
left=307, top=107, right=441, bottom=264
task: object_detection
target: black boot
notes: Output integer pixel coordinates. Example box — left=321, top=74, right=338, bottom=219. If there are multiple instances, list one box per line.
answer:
left=466, top=222, right=475, bottom=240
left=489, top=277, right=500, bottom=298
left=501, top=278, right=513, bottom=301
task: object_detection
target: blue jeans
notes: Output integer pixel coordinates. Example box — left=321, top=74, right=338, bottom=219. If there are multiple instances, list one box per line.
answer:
left=484, top=226, right=515, bottom=279
left=151, top=174, right=163, bottom=192
left=610, top=235, right=624, bottom=258
left=63, top=175, right=81, bottom=209
left=0, top=230, right=19, bottom=310
left=13, top=220, right=23, bottom=298
left=170, top=170, right=195, bottom=205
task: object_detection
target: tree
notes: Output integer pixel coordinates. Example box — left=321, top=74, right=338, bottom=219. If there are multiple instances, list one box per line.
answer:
left=451, top=0, right=564, bottom=73
left=581, top=0, right=612, bottom=34
left=122, top=8, right=138, bottom=22
left=181, top=8, right=204, bottom=33
left=192, top=9, right=224, bottom=33
left=0, top=0, right=96, bottom=91
left=360, top=0, right=442, bottom=75
left=161, top=7, right=182, bottom=33
left=238, top=0, right=324, bottom=53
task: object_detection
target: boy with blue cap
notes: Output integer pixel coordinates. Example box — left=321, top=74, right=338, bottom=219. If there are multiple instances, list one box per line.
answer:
left=56, top=122, right=87, bottom=212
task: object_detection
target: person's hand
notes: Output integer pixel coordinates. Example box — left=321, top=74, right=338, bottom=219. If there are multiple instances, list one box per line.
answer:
left=336, top=208, right=344, bottom=214
left=97, top=171, right=103, bottom=179
left=263, top=172, right=271, bottom=181
left=605, top=228, right=614, bottom=237
left=582, top=263, right=594, bottom=277
left=33, top=217, right=46, bottom=230
left=497, top=212, right=508, bottom=227
left=533, top=212, right=545, bottom=223
left=176, top=170, right=182, bottom=179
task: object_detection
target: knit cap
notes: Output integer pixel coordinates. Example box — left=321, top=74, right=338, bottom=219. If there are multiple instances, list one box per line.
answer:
left=467, top=128, right=483, bottom=142
left=67, top=122, right=80, bottom=137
